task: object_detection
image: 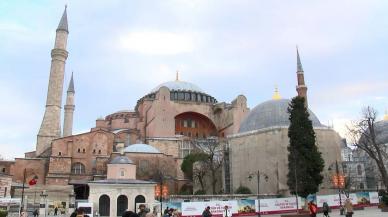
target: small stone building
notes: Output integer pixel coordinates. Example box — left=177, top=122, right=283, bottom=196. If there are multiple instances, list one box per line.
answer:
left=88, top=156, right=156, bottom=217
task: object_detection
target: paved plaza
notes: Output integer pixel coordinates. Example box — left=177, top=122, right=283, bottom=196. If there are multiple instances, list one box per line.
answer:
left=264, top=207, right=386, bottom=217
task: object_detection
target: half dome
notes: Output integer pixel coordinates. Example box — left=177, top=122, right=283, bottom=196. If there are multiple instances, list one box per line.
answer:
left=239, top=99, right=323, bottom=133
left=124, top=143, right=161, bottom=154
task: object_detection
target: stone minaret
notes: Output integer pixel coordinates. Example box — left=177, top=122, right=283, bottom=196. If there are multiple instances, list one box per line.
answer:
left=36, top=7, right=69, bottom=156
left=63, top=72, right=75, bottom=137
left=296, top=48, right=308, bottom=107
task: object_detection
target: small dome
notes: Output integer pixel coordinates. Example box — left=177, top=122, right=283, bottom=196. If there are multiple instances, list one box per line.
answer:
left=124, top=144, right=161, bottom=154
left=110, top=156, right=133, bottom=164
left=150, top=80, right=205, bottom=94
left=239, top=99, right=323, bottom=133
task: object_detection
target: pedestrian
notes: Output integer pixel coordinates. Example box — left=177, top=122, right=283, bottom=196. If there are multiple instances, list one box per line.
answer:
left=344, top=199, right=353, bottom=217
left=138, top=204, right=147, bottom=217
left=33, top=209, right=39, bottom=217
left=307, top=201, right=317, bottom=217
left=322, top=202, right=330, bottom=217
left=163, top=208, right=173, bottom=217
left=164, top=207, right=169, bottom=215
left=145, top=208, right=155, bottom=217
left=202, top=206, right=212, bottom=217
left=20, top=208, right=28, bottom=217
left=70, top=208, right=78, bottom=217
left=54, top=206, right=58, bottom=215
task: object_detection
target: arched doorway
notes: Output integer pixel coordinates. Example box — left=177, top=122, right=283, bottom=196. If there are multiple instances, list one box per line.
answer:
left=134, top=195, right=145, bottom=211
left=99, top=195, right=110, bottom=216
left=117, top=195, right=128, bottom=216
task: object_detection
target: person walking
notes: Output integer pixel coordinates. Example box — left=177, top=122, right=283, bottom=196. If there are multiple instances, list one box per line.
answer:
left=163, top=208, right=173, bottom=217
left=138, top=204, right=147, bottom=217
left=202, top=206, right=212, bottom=217
left=54, top=207, right=58, bottom=216
left=344, top=199, right=353, bottom=217
left=33, top=209, right=39, bottom=217
left=322, top=202, right=330, bottom=217
left=307, top=201, right=317, bottom=217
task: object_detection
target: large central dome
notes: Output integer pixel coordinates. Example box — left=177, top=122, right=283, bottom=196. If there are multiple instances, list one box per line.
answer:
left=150, top=80, right=205, bottom=94
left=239, top=99, right=323, bottom=133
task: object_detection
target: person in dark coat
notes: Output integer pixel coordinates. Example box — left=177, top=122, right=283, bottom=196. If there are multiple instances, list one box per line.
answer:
left=202, top=206, right=212, bottom=217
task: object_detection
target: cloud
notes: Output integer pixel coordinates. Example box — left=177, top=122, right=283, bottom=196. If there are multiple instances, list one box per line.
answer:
left=117, top=31, right=197, bottom=55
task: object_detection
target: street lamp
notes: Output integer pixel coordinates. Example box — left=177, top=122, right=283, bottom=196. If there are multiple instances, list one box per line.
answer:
left=248, top=170, right=268, bottom=217
left=68, top=189, right=75, bottom=215
left=40, top=190, right=48, bottom=217
left=328, top=160, right=344, bottom=215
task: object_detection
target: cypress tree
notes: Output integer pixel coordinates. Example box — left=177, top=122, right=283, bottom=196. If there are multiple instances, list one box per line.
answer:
left=287, top=97, right=324, bottom=198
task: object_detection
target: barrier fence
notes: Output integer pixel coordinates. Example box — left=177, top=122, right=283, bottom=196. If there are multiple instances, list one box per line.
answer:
left=161, top=192, right=379, bottom=216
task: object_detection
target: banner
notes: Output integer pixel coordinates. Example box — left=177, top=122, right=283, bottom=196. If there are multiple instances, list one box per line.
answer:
left=181, top=201, right=238, bottom=217
left=256, top=197, right=302, bottom=214
left=355, top=192, right=370, bottom=206
left=237, top=199, right=255, bottom=216
left=369, top=192, right=379, bottom=204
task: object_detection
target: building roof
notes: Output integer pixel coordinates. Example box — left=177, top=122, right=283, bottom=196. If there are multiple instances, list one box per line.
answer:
left=239, top=99, right=323, bottom=133
left=109, top=156, right=133, bottom=164
left=124, top=144, right=161, bottom=154
left=89, top=179, right=156, bottom=184
left=150, top=80, right=205, bottom=94
left=57, top=6, right=68, bottom=33
left=373, top=120, right=388, bottom=143
left=67, top=72, right=74, bottom=93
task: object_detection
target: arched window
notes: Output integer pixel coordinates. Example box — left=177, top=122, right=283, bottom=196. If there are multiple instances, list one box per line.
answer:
left=72, top=163, right=86, bottom=174
left=117, top=195, right=128, bottom=216
left=357, top=165, right=362, bottom=175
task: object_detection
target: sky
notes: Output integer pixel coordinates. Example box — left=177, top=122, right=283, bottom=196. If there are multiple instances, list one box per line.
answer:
left=0, top=0, right=387, bottom=159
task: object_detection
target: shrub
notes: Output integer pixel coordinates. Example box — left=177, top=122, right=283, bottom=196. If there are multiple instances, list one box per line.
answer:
left=234, top=186, right=252, bottom=194
left=0, top=210, right=8, bottom=217
left=194, top=189, right=206, bottom=195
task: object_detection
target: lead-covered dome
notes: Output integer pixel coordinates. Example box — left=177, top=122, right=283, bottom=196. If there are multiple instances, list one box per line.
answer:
left=151, top=80, right=205, bottom=94
left=239, top=99, right=323, bottom=133
left=124, top=144, right=161, bottom=154
left=110, top=156, right=133, bottom=164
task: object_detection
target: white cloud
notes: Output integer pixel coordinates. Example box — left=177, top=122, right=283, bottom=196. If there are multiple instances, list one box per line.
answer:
left=117, top=31, right=196, bottom=55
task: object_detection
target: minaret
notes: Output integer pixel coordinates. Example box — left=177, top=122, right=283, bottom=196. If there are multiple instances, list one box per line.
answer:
left=63, top=72, right=75, bottom=137
left=36, top=7, right=69, bottom=156
left=296, top=47, right=308, bottom=107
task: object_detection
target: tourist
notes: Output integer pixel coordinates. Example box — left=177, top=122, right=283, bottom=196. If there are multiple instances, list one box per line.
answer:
left=33, top=209, right=39, bottom=217
left=138, top=204, right=147, bottom=217
left=54, top=207, right=58, bottom=215
left=202, top=206, right=212, bottom=217
left=344, top=199, right=353, bottom=217
left=164, top=207, right=169, bottom=215
left=307, top=201, right=317, bottom=217
left=322, top=202, right=330, bottom=217
left=70, top=208, right=78, bottom=217
left=145, top=208, right=155, bottom=217
left=163, top=208, right=174, bottom=217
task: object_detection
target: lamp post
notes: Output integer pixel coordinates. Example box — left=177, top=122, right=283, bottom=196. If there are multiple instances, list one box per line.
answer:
left=248, top=170, right=268, bottom=217
left=329, top=161, right=344, bottom=215
left=40, top=190, right=48, bottom=217
left=68, top=189, right=75, bottom=215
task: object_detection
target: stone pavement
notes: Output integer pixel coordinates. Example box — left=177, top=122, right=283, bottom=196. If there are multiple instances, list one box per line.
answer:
left=262, top=207, right=386, bottom=217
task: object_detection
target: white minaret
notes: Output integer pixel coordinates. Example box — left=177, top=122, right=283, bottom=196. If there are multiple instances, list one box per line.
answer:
left=36, top=7, right=69, bottom=156
left=63, top=72, right=75, bottom=137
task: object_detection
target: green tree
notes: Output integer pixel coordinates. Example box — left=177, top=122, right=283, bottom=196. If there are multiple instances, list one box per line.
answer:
left=181, top=152, right=208, bottom=180
left=287, top=97, right=324, bottom=198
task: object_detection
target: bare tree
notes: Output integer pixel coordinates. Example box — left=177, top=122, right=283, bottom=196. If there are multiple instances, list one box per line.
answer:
left=347, top=106, right=388, bottom=191
left=192, top=161, right=208, bottom=192
left=193, top=137, right=224, bottom=194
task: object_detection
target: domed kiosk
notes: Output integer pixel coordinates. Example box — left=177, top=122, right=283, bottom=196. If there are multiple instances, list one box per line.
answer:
left=227, top=89, right=343, bottom=196
left=124, top=143, right=161, bottom=154
left=88, top=155, right=156, bottom=216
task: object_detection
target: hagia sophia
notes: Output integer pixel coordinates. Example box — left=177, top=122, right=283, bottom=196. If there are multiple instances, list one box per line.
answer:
left=0, top=7, right=346, bottom=215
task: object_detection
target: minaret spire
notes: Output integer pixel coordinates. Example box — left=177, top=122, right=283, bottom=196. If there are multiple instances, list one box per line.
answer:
left=36, top=7, right=69, bottom=155
left=176, top=70, right=179, bottom=81
left=63, top=72, right=75, bottom=137
left=295, top=47, right=308, bottom=107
